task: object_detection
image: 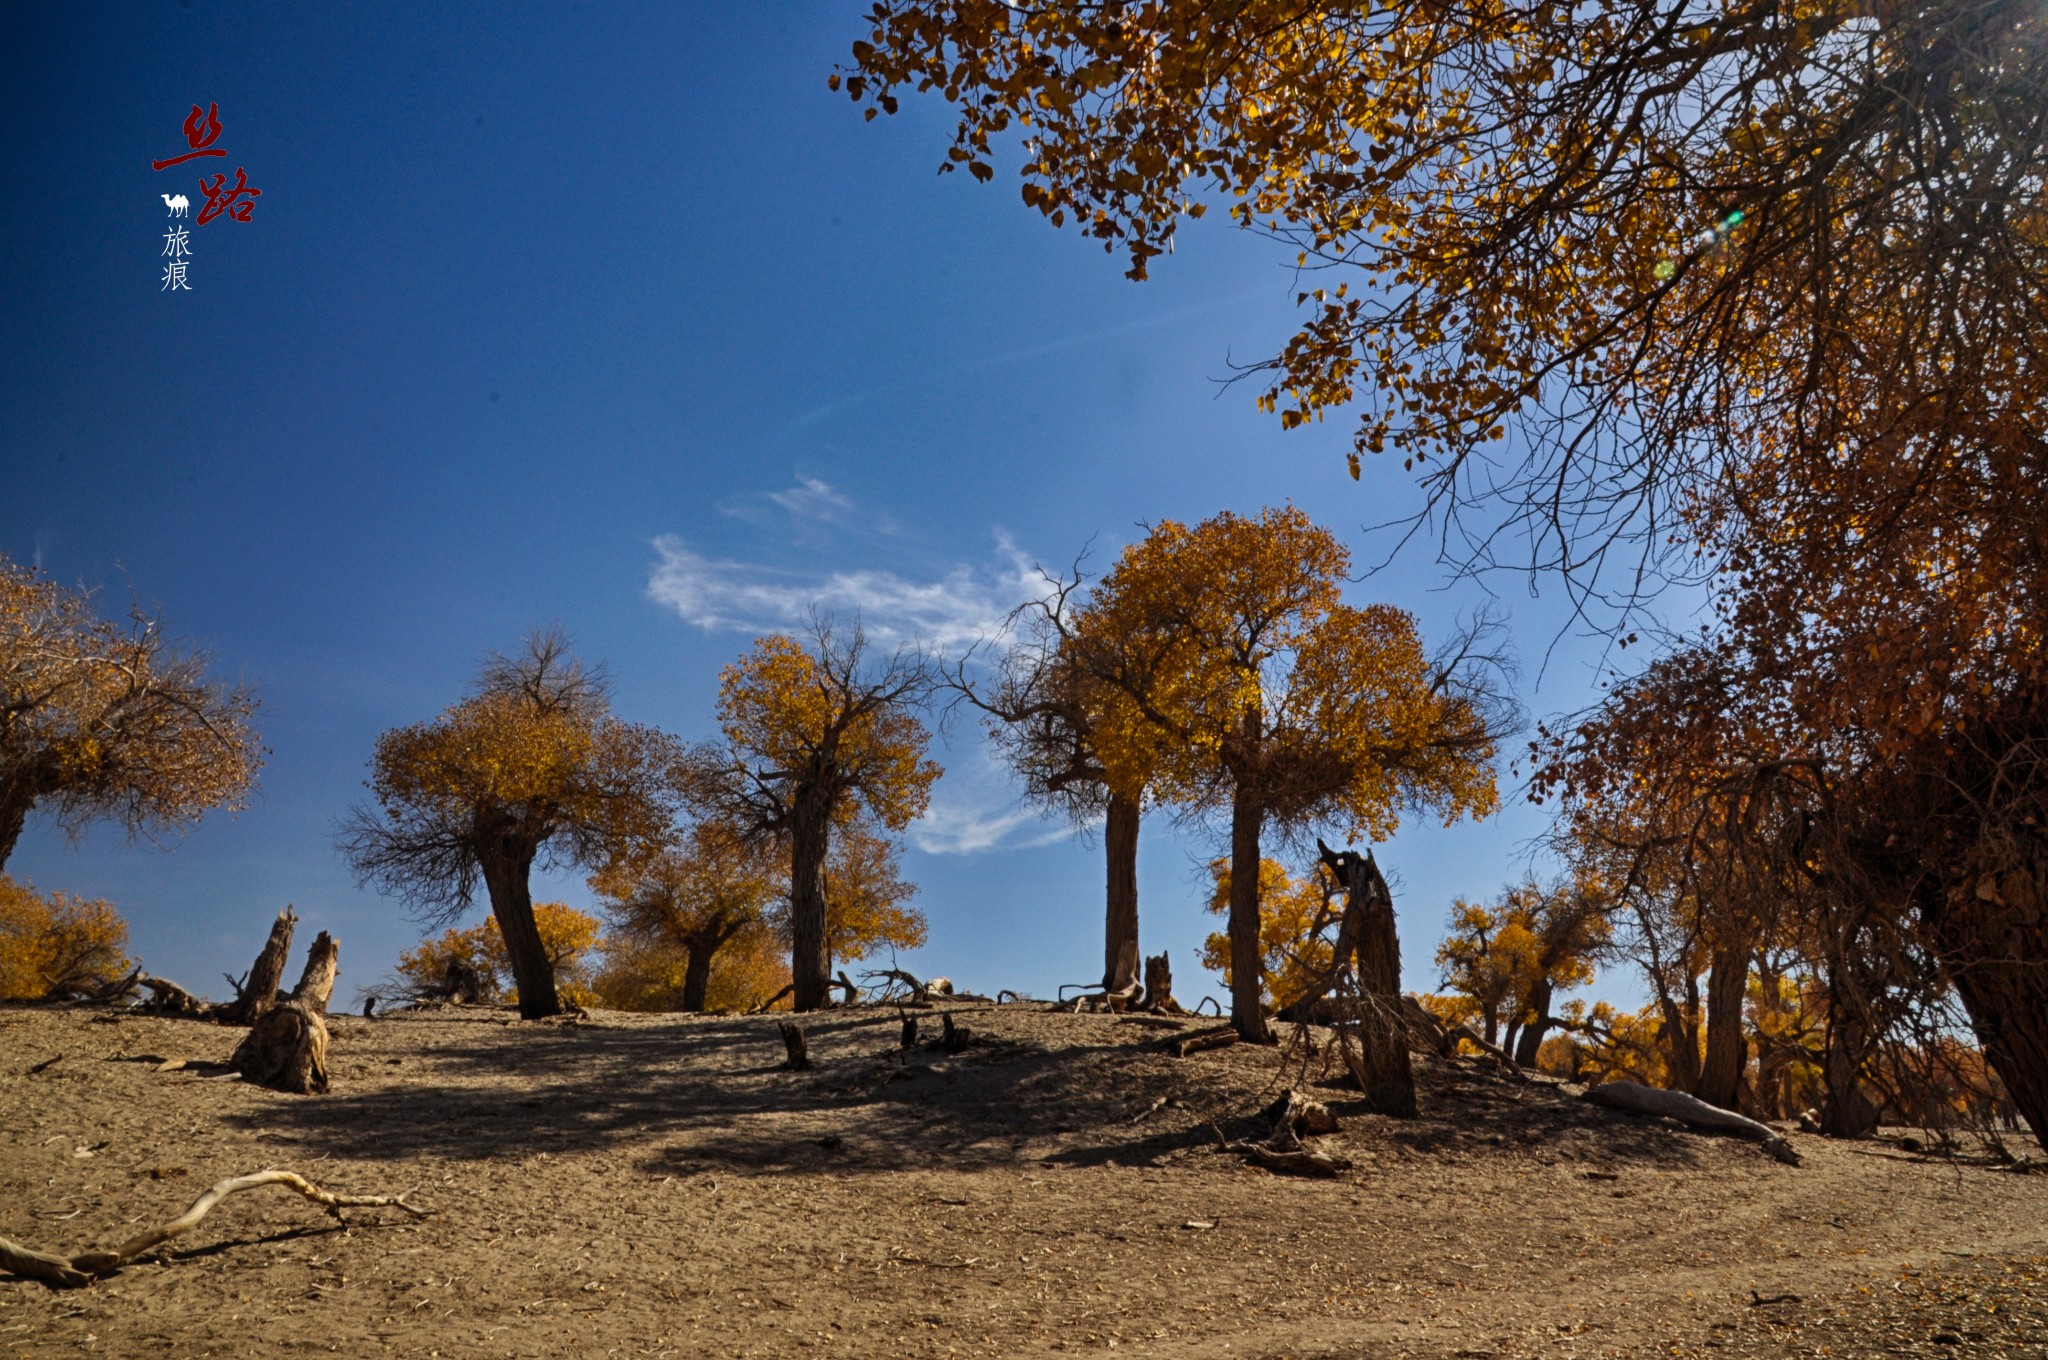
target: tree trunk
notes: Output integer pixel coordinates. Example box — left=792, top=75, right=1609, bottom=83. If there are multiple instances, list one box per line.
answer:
left=0, top=785, right=31, bottom=872
left=230, top=1000, right=330, bottom=1094
left=1696, top=938, right=1752, bottom=1111
left=788, top=784, right=833, bottom=1012
left=1513, top=978, right=1555, bottom=1068
left=480, top=843, right=559, bottom=1020
left=1933, top=867, right=2048, bottom=1154
left=1350, top=866, right=1417, bottom=1118
left=1820, top=1006, right=1879, bottom=1138
left=681, top=938, right=715, bottom=1013
left=290, top=931, right=340, bottom=1017
left=227, top=907, right=298, bottom=1025
left=1227, top=789, right=1269, bottom=1043
left=1103, top=790, right=1141, bottom=989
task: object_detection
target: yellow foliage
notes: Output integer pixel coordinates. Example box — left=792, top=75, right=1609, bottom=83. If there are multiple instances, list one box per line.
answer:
left=396, top=902, right=603, bottom=1008
left=0, top=554, right=260, bottom=867
left=0, top=875, right=132, bottom=1001
left=1197, top=856, right=1338, bottom=1005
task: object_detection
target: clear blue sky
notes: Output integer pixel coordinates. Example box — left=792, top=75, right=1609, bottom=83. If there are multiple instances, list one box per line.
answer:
left=3, top=3, right=1636, bottom=1008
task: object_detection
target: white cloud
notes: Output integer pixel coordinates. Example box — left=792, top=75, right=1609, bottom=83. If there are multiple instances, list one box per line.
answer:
left=908, top=801, right=1077, bottom=856
left=767, top=476, right=859, bottom=524
left=721, top=475, right=896, bottom=535
left=647, top=534, right=1043, bottom=649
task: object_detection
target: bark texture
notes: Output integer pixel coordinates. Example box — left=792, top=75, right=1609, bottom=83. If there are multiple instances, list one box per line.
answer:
left=481, top=842, right=560, bottom=1020
left=290, top=931, right=340, bottom=1017
left=1696, top=936, right=1752, bottom=1112
left=1935, top=858, right=2048, bottom=1153
left=1350, top=875, right=1417, bottom=1118
left=226, top=906, right=297, bottom=1025
left=1227, top=791, right=1269, bottom=1042
left=788, top=786, right=833, bottom=1012
left=1103, top=790, right=1141, bottom=988
left=230, top=999, right=330, bottom=1094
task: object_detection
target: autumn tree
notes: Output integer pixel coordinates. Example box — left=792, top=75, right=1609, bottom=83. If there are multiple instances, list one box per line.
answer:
left=339, top=630, right=686, bottom=1019
left=591, top=820, right=783, bottom=1013
left=1076, top=508, right=1503, bottom=1041
left=0, top=875, right=132, bottom=1001
left=1437, top=880, right=1610, bottom=1066
left=0, top=554, right=261, bottom=870
left=395, top=901, right=604, bottom=1008
left=689, top=620, right=940, bottom=1011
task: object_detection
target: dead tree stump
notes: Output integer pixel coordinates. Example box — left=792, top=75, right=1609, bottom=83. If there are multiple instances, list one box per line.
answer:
left=778, top=1022, right=811, bottom=1070
left=291, top=931, right=339, bottom=1017
left=225, top=906, right=298, bottom=1025
left=938, top=1013, right=972, bottom=1053
left=901, top=1015, right=919, bottom=1048
left=1140, top=951, right=1184, bottom=1013
left=230, top=1000, right=330, bottom=1094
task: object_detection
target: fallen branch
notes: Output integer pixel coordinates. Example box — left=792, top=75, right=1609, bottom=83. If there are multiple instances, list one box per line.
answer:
left=1174, top=1025, right=1240, bottom=1059
left=0, top=1171, right=428, bottom=1287
left=749, top=983, right=795, bottom=1015
left=1583, top=1081, right=1802, bottom=1165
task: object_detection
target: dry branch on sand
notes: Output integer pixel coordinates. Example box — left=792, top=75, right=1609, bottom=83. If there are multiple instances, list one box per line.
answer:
left=1217, top=1088, right=1352, bottom=1177
left=0, top=1170, right=428, bottom=1288
left=1583, top=1080, right=1802, bottom=1165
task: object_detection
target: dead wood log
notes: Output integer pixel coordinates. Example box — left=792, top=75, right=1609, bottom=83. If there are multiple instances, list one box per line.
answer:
left=1264, top=1089, right=1340, bottom=1137
left=1213, top=1119, right=1351, bottom=1177
left=1139, top=951, right=1186, bottom=1014
left=290, top=931, right=340, bottom=1017
left=0, top=1170, right=427, bottom=1287
left=1060, top=939, right=1142, bottom=1013
left=1584, top=1080, right=1802, bottom=1165
left=829, top=971, right=860, bottom=1006
left=1175, top=1025, right=1240, bottom=1059
left=935, top=1013, right=972, bottom=1053
left=230, top=999, right=330, bottom=1094
left=865, top=968, right=936, bottom=1006
left=750, top=983, right=796, bottom=1014
left=779, top=1021, right=812, bottom=1070
left=224, top=906, right=297, bottom=1025
left=1397, top=994, right=1524, bottom=1078
left=134, top=973, right=210, bottom=1017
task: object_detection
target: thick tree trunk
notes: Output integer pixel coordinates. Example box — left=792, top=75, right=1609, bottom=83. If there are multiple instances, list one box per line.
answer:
left=1933, top=867, right=2048, bottom=1153
left=788, top=785, right=833, bottom=1012
left=231, top=999, right=330, bottom=1094
left=681, top=938, right=716, bottom=1013
left=1103, top=790, right=1141, bottom=989
left=1696, top=938, right=1752, bottom=1112
left=290, top=931, right=340, bottom=1017
left=1513, top=978, right=1555, bottom=1067
left=1350, top=866, right=1417, bottom=1118
left=480, top=844, right=559, bottom=1020
left=1821, top=1006, right=1879, bottom=1138
left=226, top=907, right=298, bottom=1025
left=1227, top=790, right=1269, bottom=1043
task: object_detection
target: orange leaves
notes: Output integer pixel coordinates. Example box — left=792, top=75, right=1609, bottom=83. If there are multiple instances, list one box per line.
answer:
left=0, top=553, right=261, bottom=868
left=0, top=875, right=132, bottom=1001
left=397, top=902, right=604, bottom=1008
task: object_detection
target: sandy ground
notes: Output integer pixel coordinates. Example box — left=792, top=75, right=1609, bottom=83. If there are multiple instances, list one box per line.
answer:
left=2, top=1001, right=2044, bottom=1359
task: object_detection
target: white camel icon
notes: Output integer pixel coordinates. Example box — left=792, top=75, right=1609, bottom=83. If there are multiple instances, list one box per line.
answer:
left=161, top=193, right=190, bottom=217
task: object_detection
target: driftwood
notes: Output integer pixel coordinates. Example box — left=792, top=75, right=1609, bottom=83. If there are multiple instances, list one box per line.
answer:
left=135, top=972, right=210, bottom=1017
left=1263, top=1088, right=1340, bottom=1137
left=865, top=968, right=949, bottom=1006
left=1584, top=1081, right=1802, bottom=1165
left=291, top=932, right=340, bottom=1017
left=1174, top=1025, right=1240, bottom=1059
left=778, top=1022, right=811, bottom=1070
left=0, top=1170, right=428, bottom=1287
left=224, top=907, right=297, bottom=1025
left=230, top=1000, right=330, bottom=1094
left=1214, top=1100, right=1353, bottom=1178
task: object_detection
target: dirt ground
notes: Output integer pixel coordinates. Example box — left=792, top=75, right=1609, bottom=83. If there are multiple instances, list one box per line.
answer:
left=2, top=1001, right=2044, bottom=1359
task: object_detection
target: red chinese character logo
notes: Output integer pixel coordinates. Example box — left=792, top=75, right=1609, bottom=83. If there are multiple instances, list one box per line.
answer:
left=152, top=102, right=229, bottom=172
left=197, top=168, right=262, bottom=224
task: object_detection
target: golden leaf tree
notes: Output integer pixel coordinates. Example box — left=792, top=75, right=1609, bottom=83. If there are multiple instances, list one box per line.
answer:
left=339, top=630, right=686, bottom=1019
left=1076, top=508, right=1503, bottom=1041
left=0, top=554, right=261, bottom=870
left=395, top=901, right=604, bottom=1009
left=1433, top=880, right=1609, bottom=1066
left=0, top=875, right=132, bottom=1002
left=689, top=621, right=940, bottom=1011
left=590, top=819, right=784, bottom=1013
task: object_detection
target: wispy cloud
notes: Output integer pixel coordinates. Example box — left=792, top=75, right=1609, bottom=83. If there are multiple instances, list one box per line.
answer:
left=720, top=475, right=898, bottom=536
left=647, top=534, right=1043, bottom=648
left=907, top=737, right=1093, bottom=856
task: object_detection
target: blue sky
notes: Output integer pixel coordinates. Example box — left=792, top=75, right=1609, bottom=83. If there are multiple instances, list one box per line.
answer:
left=3, top=3, right=1637, bottom=1009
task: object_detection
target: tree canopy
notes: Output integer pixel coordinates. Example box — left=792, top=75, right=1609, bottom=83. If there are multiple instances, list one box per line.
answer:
left=0, top=554, right=261, bottom=870
left=689, top=621, right=940, bottom=1010
left=339, top=631, right=685, bottom=1019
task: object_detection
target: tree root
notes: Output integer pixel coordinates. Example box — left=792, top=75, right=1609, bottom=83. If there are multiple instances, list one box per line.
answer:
left=1583, top=1080, right=1802, bottom=1165
left=0, top=1170, right=429, bottom=1288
